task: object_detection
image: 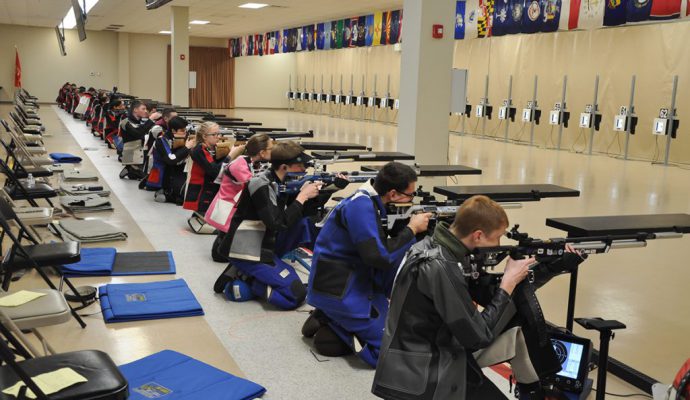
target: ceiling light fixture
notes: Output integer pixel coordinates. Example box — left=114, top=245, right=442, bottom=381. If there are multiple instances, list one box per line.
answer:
left=238, top=3, right=269, bottom=9
left=61, top=0, right=100, bottom=29
left=159, top=30, right=171, bottom=34
left=190, top=20, right=210, bottom=24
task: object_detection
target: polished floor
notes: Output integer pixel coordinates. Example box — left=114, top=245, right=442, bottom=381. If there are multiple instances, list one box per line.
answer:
left=2, top=103, right=687, bottom=399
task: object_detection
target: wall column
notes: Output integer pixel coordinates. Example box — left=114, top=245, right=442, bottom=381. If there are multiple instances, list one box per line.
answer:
left=397, top=0, right=456, bottom=164
left=117, top=32, right=130, bottom=93
left=170, top=6, right=189, bottom=107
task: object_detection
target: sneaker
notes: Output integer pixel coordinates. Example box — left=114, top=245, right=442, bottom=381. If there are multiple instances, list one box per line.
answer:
left=154, top=189, right=167, bottom=203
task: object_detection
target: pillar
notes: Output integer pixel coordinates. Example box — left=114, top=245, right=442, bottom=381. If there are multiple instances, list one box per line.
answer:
left=170, top=6, right=189, bottom=107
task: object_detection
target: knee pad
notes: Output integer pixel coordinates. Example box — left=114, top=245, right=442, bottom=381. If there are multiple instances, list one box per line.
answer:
left=224, top=279, right=254, bottom=302
left=290, top=280, right=307, bottom=305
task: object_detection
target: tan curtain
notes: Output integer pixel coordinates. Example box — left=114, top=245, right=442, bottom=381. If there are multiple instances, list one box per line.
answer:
left=166, top=46, right=235, bottom=108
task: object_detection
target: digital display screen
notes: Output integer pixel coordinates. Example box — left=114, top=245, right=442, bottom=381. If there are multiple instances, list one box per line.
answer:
left=552, top=339, right=584, bottom=380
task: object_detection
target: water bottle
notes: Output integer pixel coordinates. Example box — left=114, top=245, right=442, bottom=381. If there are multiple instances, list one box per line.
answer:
left=27, top=173, right=35, bottom=188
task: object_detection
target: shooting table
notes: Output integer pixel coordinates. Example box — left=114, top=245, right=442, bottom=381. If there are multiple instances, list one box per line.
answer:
left=545, top=213, right=690, bottom=395
left=434, top=184, right=579, bottom=202
left=301, top=142, right=371, bottom=151
left=362, top=164, right=482, bottom=177
left=214, top=121, right=263, bottom=127
left=203, top=116, right=243, bottom=122
left=310, top=151, right=415, bottom=161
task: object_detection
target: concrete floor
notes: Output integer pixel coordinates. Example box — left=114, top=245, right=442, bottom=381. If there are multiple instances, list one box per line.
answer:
left=3, top=103, right=686, bottom=399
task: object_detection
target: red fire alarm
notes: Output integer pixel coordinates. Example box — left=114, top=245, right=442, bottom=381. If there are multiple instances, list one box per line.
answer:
left=432, top=24, right=443, bottom=39
left=180, top=54, right=186, bottom=60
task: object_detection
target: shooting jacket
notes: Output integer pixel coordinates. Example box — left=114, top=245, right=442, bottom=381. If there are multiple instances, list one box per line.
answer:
left=372, top=222, right=512, bottom=400
left=307, top=181, right=416, bottom=319
left=146, top=132, right=190, bottom=191
left=182, top=144, right=223, bottom=213
left=219, top=169, right=304, bottom=264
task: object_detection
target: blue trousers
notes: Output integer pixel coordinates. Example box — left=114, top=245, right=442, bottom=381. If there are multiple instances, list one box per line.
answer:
left=323, top=293, right=389, bottom=368
left=275, top=217, right=317, bottom=257
left=232, top=257, right=306, bottom=310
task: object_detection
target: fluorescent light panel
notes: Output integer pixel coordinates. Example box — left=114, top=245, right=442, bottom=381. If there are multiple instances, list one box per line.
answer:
left=62, top=0, right=100, bottom=29
left=159, top=30, right=171, bottom=34
left=190, top=20, right=210, bottom=24
left=238, top=3, right=269, bottom=9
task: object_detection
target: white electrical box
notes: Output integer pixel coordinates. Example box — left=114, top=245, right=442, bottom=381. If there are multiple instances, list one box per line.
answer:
left=394, top=99, right=400, bottom=110
left=286, top=91, right=291, bottom=99
left=653, top=118, right=668, bottom=135
left=345, top=96, right=351, bottom=105
left=549, top=110, right=561, bottom=125
left=475, top=104, right=485, bottom=118
left=498, top=106, right=507, bottom=120
left=335, top=95, right=341, bottom=103
left=356, top=96, right=363, bottom=106
left=579, top=113, right=592, bottom=128
left=522, top=108, right=532, bottom=122
left=368, top=97, right=375, bottom=107
left=613, top=115, right=627, bottom=131
left=380, top=97, right=387, bottom=109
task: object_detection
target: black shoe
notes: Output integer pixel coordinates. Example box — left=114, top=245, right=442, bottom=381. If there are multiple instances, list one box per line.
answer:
left=313, top=325, right=353, bottom=357
left=302, top=309, right=331, bottom=338
left=119, top=167, right=128, bottom=179
left=516, top=382, right=545, bottom=400
left=213, top=265, right=239, bottom=293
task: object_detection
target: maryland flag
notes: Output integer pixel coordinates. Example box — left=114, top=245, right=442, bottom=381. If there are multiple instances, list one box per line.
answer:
left=373, top=11, right=383, bottom=45
left=477, top=0, right=495, bottom=37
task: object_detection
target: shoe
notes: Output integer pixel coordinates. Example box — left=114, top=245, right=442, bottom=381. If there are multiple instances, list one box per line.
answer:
left=119, top=167, right=128, bottom=179
left=213, top=265, right=240, bottom=293
left=313, top=325, right=353, bottom=357
left=154, top=189, right=167, bottom=203
left=301, top=309, right=330, bottom=338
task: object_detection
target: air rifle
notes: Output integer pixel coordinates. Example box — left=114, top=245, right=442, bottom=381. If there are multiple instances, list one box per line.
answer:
left=279, top=171, right=376, bottom=195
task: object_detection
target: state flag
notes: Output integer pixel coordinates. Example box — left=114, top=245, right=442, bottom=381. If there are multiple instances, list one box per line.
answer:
left=464, top=0, right=481, bottom=39
left=383, top=11, right=392, bottom=44
left=373, top=12, right=383, bottom=45
left=541, top=0, right=562, bottom=31
left=357, top=16, right=367, bottom=46
left=478, top=0, right=495, bottom=37
left=343, top=18, right=353, bottom=48
left=492, top=0, right=519, bottom=36
left=604, top=0, right=627, bottom=25
left=14, top=48, right=21, bottom=88
left=390, top=10, right=401, bottom=43
left=568, top=0, right=605, bottom=29
left=306, top=25, right=315, bottom=51
left=336, top=19, right=344, bottom=49
left=324, top=22, right=332, bottom=49
left=650, top=0, right=681, bottom=19
left=625, top=0, right=651, bottom=21
left=247, top=35, right=254, bottom=56
left=257, top=34, right=263, bottom=56
left=365, top=14, right=374, bottom=46
left=522, top=0, right=544, bottom=33
left=350, top=17, right=359, bottom=47
left=297, top=27, right=304, bottom=51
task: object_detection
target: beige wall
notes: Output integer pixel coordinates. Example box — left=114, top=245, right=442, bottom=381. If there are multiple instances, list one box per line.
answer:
left=0, top=24, right=119, bottom=103
left=452, top=21, right=690, bottom=164
left=234, top=53, right=296, bottom=108
left=0, top=23, right=227, bottom=104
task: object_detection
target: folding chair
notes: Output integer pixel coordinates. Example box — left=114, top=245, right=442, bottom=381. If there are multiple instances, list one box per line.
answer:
left=14, top=105, right=40, bottom=124
left=0, top=157, right=57, bottom=209
left=9, top=111, right=43, bottom=135
left=0, top=197, right=86, bottom=328
left=0, top=288, right=71, bottom=357
left=0, top=128, right=52, bottom=180
left=0, top=190, right=52, bottom=243
left=3, top=119, right=45, bottom=156
left=0, top=321, right=128, bottom=400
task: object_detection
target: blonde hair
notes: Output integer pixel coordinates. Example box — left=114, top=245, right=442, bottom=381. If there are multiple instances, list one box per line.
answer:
left=451, top=195, right=509, bottom=237
left=195, top=121, right=220, bottom=145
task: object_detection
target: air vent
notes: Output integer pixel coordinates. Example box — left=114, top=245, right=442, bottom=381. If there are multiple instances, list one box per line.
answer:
left=104, top=24, right=125, bottom=31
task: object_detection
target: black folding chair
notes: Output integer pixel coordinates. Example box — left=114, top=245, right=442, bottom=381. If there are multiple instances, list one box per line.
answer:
left=0, top=122, right=51, bottom=180
left=0, top=155, right=56, bottom=208
left=0, top=320, right=128, bottom=400
left=0, top=197, right=86, bottom=328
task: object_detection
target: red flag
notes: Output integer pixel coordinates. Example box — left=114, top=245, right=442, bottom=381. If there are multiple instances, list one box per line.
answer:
left=14, top=48, right=22, bottom=88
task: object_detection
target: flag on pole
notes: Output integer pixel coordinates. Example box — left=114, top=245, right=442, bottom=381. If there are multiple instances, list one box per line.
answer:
left=373, top=12, right=383, bottom=45
left=365, top=14, right=374, bottom=46
left=324, top=21, right=332, bottom=49
left=541, top=0, right=562, bottom=32
left=316, top=23, right=325, bottom=49
left=626, top=0, right=652, bottom=22
left=604, top=0, right=627, bottom=26
left=14, top=47, right=22, bottom=88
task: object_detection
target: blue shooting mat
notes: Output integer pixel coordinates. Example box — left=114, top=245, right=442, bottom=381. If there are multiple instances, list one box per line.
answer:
left=49, top=152, right=82, bottom=163
left=62, top=248, right=176, bottom=277
left=119, top=350, right=266, bottom=400
left=99, top=279, right=203, bottom=323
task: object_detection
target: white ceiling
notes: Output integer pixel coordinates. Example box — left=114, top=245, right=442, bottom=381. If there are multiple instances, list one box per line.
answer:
left=0, top=0, right=404, bottom=38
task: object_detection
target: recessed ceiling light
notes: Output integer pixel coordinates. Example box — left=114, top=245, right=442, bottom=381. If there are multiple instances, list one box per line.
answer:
left=190, top=20, right=210, bottom=24
left=159, top=30, right=171, bottom=34
left=238, top=3, right=269, bottom=9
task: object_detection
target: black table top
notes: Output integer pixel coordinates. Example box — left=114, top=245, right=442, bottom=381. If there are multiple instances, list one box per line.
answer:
left=301, top=142, right=371, bottom=151
left=310, top=151, right=415, bottom=161
left=546, top=214, right=690, bottom=237
left=434, top=184, right=580, bottom=202
left=361, top=164, right=482, bottom=177
left=215, top=121, right=262, bottom=127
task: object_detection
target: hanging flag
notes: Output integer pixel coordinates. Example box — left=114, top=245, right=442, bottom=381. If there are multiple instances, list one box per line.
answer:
left=399, top=9, right=404, bottom=42
left=14, top=48, right=21, bottom=88
left=247, top=35, right=254, bottom=56
left=569, top=0, right=605, bottom=29
left=281, top=29, right=288, bottom=53
left=349, top=17, right=358, bottom=47
left=390, top=10, right=402, bottom=43
left=241, top=36, right=247, bottom=56
left=455, top=1, right=466, bottom=39
left=273, top=31, right=280, bottom=54
left=603, top=0, right=627, bottom=25
left=306, top=25, right=315, bottom=51
left=373, top=11, right=383, bottom=45
left=686, top=0, right=690, bottom=16
left=521, top=0, right=543, bottom=33
left=316, top=23, right=325, bottom=49
left=357, top=16, right=367, bottom=46
left=297, top=27, right=304, bottom=51
left=541, top=0, right=562, bottom=31
left=492, top=0, right=519, bottom=36
left=650, top=0, right=681, bottom=19
left=324, top=21, right=332, bottom=49
left=365, top=14, right=374, bottom=46
left=228, top=39, right=234, bottom=58
left=477, top=0, right=495, bottom=37
left=257, top=34, right=264, bottom=56
left=336, top=19, right=344, bottom=49
left=464, top=0, right=481, bottom=39
left=383, top=11, right=392, bottom=44
left=290, top=28, right=298, bottom=52
left=343, top=18, right=352, bottom=48
left=626, top=0, right=652, bottom=22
